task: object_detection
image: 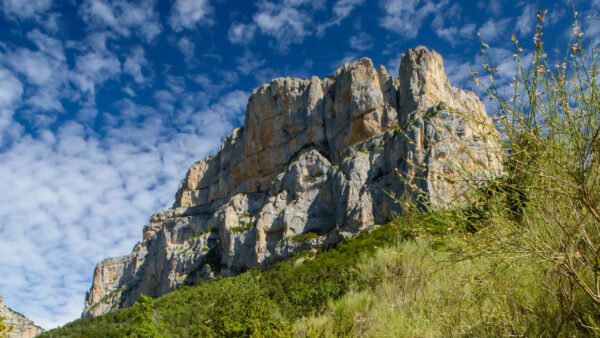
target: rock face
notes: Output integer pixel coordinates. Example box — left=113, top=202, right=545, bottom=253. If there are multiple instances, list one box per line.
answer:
left=82, top=46, right=502, bottom=318
left=0, top=295, right=45, bottom=337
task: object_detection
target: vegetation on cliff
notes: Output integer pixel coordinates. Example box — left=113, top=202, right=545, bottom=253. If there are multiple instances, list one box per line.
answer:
left=0, top=316, right=13, bottom=338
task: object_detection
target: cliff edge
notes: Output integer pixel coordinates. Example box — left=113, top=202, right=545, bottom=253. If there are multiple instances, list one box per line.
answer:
left=0, top=295, right=45, bottom=338
left=82, top=46, right=502, bottom=318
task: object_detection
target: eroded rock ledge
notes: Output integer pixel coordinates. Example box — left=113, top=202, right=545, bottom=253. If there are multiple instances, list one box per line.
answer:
left=82, top=46, right=502, bottom=318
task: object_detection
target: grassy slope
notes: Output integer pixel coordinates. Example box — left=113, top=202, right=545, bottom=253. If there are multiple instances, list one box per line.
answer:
left=42, top=213, right=599, bottom=337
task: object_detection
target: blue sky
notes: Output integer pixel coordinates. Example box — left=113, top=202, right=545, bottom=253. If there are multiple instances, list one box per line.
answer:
left=0, top=0, right=598, bottom=330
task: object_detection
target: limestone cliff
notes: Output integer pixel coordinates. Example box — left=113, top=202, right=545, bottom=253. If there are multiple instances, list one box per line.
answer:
left=0, top=295, right=44, bottom=338
left=82, top=46, right=502, bottom=318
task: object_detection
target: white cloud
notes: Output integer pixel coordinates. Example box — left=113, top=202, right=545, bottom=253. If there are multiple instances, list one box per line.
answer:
left=0, top=68, right=23, bottom=145
left=1, top=0, right=52, bottom=20
left=477, top=0, right=502, bottom=15
left=80, top=0, right=162, bottom=42
left=435, top=23, right=476, bottom=46
left=236, top=50, right=266, bottom=75
left=4, top=47, right=66, bottom=112
left=165, top=75, right=185, bottom=94
left=349, top=32, right=374, bottom=51
left=379, top=0, right=449, bottom=38
left=6, top=49, right=53, bottom=86
left=228, top=23, right=257, bottom=45
left=0, top=29, right=139, bottom=124
left=154, top=90, right=176, bottom=113
left=0, top=69, right=23, bottom=108
left=317, top=0, right=364, bottom=36
left=191, top=90, right=250, bottom=135
left=583, top=20, right=600, bottom=43
left=80, top=31, right=113, bottom=54
left=252, top=68, right=279, bottom=86
left=332, top=0, right=364, bottom=21
left=0, top=87, right=249, bottom=329
left=547, top=6, right=566, bottom=25
left=177, top=37, right=195, bottom=64
left=227, top=0, right=333, bottom=50
left=73, top=52, right=121, bottom=95
left=123, top=47, right=149, bottom=84
left=479, top=18, right=511, bottom=42
left=27, top=30, right=65, bottom=62
left=192, top=71, right=239, bottom=96
left=40, top=12, right=61, bottom=34
left=169, top=0, right=212, bottom=32
left=515, top=3, right=536, bottom=36
left=582, top=4, right=600, bottom=42
left=254, top=1, right=312, bottom=51
left=443, top=56, right=479, bottom=89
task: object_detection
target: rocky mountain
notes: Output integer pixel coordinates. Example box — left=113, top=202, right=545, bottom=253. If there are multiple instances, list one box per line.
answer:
left=0, top=295, right=44, bottom=337
left=82, top=46, right=502, bottom=318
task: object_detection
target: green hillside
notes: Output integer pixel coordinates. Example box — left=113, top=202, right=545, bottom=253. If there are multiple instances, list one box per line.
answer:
left=40, top=214, right=409, bottom=337
left=39, top=211, right=600, bottom=337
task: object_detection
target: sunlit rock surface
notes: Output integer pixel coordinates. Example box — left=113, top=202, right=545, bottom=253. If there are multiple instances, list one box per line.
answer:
left=83, top=46, right=502, bottom=318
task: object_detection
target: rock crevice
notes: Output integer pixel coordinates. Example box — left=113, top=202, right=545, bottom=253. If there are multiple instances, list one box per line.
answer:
left=82, top=46, right=502, bottom=318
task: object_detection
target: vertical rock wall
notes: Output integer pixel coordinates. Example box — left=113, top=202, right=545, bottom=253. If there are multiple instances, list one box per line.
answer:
left=82, top=46, right=503, bottom=318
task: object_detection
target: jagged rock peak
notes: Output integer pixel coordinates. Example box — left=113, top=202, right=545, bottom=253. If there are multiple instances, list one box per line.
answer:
left=82, top=46, right=502, bottom=318
left=0, top=295, right=45, bottom=338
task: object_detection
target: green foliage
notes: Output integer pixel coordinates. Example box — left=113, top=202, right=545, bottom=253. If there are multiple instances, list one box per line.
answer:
left=188, top=226, right=212, bottom=240
left=295, top=237, right=600, bottom=336
left=259, top=221, right=409, bottom=320
left=472, top=12, right=600, bottom=311
left=41, top=218, right=412, bottom=337
left=87, top=286, right=126, bottom=312
left=156, top=273, right=291, bottom=337
left=130, top=294, right=164, bottom=338
left=230, top=212, right=255, bottom=233
left=0, top=316, right=13, bottom=338
left=287, top=231, right=322, bottom=245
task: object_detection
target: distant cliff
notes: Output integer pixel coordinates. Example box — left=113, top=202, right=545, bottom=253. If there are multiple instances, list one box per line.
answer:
left=82, top=46, right=502, bottom=318
left=0, top=295, right=44, bottom=338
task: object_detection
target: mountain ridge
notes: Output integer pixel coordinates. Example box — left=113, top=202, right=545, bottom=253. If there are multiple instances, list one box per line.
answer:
left=82, top=46, right=502, bottom=318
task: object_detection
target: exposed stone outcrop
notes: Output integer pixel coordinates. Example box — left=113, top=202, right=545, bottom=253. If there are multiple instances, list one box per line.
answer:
left=0, top=295, right=44, bottom=337
left=82, top=46, right=502, bottom=318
